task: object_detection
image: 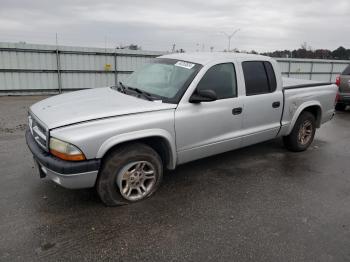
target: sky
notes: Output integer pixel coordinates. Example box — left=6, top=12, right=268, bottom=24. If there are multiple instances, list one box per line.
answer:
left=0, top=0, right=349, bottom=52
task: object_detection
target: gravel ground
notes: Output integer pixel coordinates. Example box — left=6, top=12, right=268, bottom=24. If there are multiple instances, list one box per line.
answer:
left=0, top=95, right=350, bottom=262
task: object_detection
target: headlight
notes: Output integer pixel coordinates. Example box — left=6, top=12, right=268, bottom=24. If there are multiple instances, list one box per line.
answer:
left=49, top=138, right=86, bottom=161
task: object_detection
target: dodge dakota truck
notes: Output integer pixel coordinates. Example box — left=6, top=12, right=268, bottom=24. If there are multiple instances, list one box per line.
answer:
left=26, top=52, right=338, bottom=206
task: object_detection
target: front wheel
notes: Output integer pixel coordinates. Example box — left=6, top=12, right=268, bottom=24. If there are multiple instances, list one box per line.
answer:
left=96, top=143, right=163, bottom=206
left=283, top=111, right=316, bottom=152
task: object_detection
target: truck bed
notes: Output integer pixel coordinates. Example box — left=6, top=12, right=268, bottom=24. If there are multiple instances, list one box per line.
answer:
left=279, top=77, right=337, bottom=137
left=282, top=77, right=332, bottom=89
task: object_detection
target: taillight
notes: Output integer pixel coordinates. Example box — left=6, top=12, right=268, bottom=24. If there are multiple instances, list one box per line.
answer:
left=335, top=75, right=340, bottom=86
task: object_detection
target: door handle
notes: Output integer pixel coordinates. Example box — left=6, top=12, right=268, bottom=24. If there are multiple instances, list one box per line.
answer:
left=272, top=101, right=280, bottom=108
left=232, top=107, right=242, bottom=115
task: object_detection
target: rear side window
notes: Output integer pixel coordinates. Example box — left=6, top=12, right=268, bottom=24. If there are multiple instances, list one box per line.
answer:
left=342, top=65, right=350, bottom=75
left=242, top=61, right=277, bottom=96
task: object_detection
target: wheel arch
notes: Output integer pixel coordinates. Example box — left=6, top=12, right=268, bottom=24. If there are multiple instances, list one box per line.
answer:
left=97, top=129, right=177, bottom=169
left=286, top=101, right=322, bottom=135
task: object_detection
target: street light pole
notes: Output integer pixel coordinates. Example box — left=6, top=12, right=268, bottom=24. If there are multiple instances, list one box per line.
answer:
left=221, top=29, right=240, bottom=52
left=114, top=46, right=118, bottom=87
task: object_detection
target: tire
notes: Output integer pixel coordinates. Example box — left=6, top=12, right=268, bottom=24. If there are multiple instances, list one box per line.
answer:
left=335, top=103, right=346, bottom=111
left=96, top=143, right=163, bottom=206
left=283, top=111, right=316, bottom=152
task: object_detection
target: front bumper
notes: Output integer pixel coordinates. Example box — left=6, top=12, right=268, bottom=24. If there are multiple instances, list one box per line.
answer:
left=25, top=129, right=101, bottom=189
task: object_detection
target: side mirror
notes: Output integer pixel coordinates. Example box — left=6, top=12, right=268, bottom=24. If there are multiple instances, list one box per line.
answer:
left=189, top=89, right=217, bottom=103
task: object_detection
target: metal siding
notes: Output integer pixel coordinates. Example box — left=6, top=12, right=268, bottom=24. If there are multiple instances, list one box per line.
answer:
left=0, top=42, right=349, bottom=93
left=330, top=74, right=338, bottom=82
left=277, top=61, right=290, bottom=73
left=289, top=62, right=311, bottom=73
left=311, top=74, right=332, bottom=82
left=275, top=58, right=350, bottom=82
left=59, top=54, right=115, bottom=70
left=313, top=63, right=332, bottom=73
left=61, top=73, right=114, bottom=89
left=117, top=73, right=132, bottom=83
left=0, top=50, right=56, bottom=70
left=0, top=72, right=58, bottom=90
left=288, top=73, right=310, bottom=80
left=333, top=63, right=349, bottom=73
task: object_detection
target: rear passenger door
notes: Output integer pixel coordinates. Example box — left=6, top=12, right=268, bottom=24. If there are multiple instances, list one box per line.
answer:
left=240, top=61, right=283, bottom=147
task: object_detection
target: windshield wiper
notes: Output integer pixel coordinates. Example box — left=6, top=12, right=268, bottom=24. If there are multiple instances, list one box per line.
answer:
left=126, top=87, right=154, bottom=101
left=116, top=82, right=156, bottom=101
left=118, top=81, right=127, bottom=94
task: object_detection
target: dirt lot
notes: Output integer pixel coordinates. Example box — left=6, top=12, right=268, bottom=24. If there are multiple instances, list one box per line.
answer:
left=1, top=96, right=350, bottom=262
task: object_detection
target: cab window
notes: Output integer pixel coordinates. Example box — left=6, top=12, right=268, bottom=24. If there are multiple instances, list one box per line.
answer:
left=242, top=61, right=277, bottom=96
left=196, top=63, right=237, bottom=99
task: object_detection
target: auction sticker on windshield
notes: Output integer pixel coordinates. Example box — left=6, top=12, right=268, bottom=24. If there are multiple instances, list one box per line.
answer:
left=175, top=61, right=195, bottom=69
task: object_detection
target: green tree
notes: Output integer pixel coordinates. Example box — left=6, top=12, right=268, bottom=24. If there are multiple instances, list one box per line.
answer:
left=332, top=46, right=348, bottom=60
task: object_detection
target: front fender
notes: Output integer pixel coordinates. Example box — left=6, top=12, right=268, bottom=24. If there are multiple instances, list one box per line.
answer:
left=96, top=129, right=177, bottom=169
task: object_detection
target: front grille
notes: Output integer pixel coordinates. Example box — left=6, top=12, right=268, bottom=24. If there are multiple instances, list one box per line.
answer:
left=28, top=113, right=49, bottom=151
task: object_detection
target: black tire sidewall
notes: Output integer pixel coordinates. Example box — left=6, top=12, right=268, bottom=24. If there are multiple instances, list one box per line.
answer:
left=96, top=143, right=163, bottom=206
left=291, top=112, right=316, bottom=151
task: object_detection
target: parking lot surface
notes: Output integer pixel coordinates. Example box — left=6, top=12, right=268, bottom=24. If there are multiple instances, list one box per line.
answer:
left=1, top=96, right=350, bottom=262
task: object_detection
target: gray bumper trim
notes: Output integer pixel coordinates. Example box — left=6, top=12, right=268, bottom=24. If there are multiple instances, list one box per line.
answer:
left=26, top=129, right=101, bottom=174
left=36, top=160, right=98, bottom=189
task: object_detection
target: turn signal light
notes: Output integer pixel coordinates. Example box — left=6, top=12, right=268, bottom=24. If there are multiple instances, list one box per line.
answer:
left=50, top=149, right=86, bottom=161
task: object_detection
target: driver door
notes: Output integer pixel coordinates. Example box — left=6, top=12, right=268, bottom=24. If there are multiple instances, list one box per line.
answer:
left=175, top=63, right=244, bottom=165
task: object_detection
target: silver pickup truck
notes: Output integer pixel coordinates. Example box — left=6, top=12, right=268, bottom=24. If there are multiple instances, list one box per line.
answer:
left=26, top=52, right=337, bottom=206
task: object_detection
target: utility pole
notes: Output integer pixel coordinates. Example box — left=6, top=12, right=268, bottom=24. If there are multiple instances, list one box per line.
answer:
left=55, top=32, right=62, bottom=94
left=221, top=29, right=240, bottom=52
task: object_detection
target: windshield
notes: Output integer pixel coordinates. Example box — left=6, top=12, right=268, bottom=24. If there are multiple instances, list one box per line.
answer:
left=123, top=58, right=202, bottom=103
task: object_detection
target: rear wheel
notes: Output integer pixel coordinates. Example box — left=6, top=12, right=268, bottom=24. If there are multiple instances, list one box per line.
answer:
left=96, top=143, right=163, bottom=206
left=335, top=103, right=346, bottom=111
left=283, top=111, right=316, bottom=152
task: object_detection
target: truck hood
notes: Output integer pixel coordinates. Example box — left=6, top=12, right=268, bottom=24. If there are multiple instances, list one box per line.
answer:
left=30, top=87, right=176, bottom=129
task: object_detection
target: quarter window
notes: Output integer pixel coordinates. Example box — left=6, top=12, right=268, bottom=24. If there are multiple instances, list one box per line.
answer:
left=242, top=61, right=277, bottom=95
left=196, top=63, right=237, bottom=99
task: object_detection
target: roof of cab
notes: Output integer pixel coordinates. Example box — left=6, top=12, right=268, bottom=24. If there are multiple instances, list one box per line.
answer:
left=159, top=52, right=270, bottom=65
